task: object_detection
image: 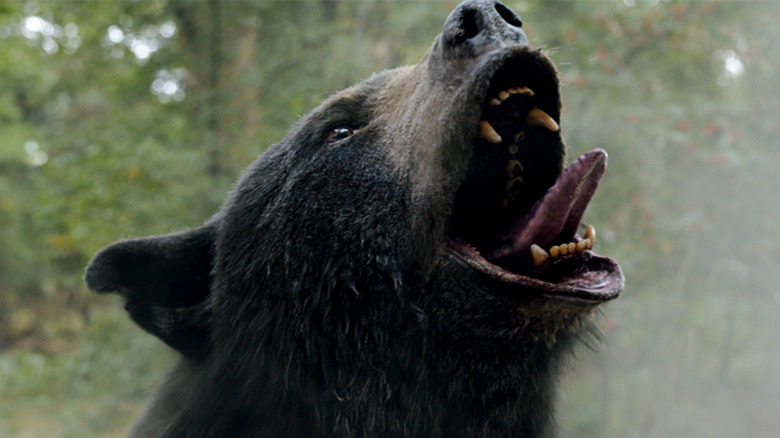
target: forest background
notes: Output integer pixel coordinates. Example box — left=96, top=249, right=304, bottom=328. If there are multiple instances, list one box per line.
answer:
left=1, top=1, right=778, bottom=437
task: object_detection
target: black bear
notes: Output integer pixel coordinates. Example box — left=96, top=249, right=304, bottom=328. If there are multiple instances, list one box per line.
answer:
left=85, top=1, right=623, bottom=437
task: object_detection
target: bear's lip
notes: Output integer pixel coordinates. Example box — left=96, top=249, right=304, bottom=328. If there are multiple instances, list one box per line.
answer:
left=446, top=48, right=623, bottom=304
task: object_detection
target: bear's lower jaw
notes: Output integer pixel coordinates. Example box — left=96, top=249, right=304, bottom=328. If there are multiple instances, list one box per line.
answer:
left=446, top=149, right=623, bottom=304
left=449, top=238, right=622, bottom=304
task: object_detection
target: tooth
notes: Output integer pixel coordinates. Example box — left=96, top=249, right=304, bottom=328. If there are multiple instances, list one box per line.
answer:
left=558, top=244, right=568, bottom=256
left=506, top=160, right=522, bottom=178
left=583, top=238, right=593, bottom=250
left=512, top=86, right=534, bottom=96
left=531, top=244, right=550, bottom=268
left=567, top=242, right=576, bottom=254
left=584, top=225, right=596, bottom=244
left=479, top=120, right=502, bottom=143
left=489, top=98, right=502, bottom=106
left=508, top=144, right=519, bottom=155
left=576, top=240, right=587, bottom=252
left=498, top=90, right=510, bottom=101
left=514, top=132, right=525, bottom=142
left=505, top=177, right=522, bottom=194
left=550, top=245, right=560, bottom=259
left=527, top=107, right=560, bottom=132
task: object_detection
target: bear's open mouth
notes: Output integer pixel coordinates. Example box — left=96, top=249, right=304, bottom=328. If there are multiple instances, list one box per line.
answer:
left=447, top=51, right=623, bottom=303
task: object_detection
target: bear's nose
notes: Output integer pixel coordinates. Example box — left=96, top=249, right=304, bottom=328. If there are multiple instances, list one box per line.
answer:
left=442, top=0, right=527, bottom=54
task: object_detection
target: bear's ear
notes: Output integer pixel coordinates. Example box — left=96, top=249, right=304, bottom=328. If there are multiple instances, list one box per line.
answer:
left=85, top=224, right=216, bottom=359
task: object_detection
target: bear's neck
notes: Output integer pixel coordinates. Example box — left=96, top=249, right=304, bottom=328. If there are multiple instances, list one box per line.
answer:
left=418, top=334, right=564, bottom=438
left=315, top=324, right=567, bottom=438
left=204, top=281, right=570, bottom=437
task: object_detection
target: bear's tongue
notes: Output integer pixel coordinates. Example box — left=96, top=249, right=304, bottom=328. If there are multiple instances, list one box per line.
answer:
left=482, top=149, right=607, bottom=269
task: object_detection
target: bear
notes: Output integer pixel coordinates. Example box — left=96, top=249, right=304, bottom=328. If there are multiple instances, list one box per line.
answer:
left=84, top=1, right=623, bottom=437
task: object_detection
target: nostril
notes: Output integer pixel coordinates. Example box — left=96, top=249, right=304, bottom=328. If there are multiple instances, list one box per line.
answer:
left=443, top=1, right=526, bottom=49
left=495, top=2, right=523, bottom=28
left=454, top=8, right=480, bottom=44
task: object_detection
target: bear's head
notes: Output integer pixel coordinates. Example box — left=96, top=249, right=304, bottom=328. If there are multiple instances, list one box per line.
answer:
left=85, top=1, right=623, bottom=436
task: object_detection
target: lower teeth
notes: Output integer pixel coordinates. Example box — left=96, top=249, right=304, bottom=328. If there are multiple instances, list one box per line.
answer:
left=531, top=225, right=596, bottom=269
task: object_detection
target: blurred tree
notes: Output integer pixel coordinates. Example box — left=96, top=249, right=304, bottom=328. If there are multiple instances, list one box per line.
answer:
left=0, top=0, right=448, bottom=350
left=0, top=1, right=201, bottom=346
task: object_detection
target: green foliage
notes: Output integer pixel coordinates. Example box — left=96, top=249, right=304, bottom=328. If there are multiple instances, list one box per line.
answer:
left=0, top=304, right=173, bottom=437
left=1, top=1, right=779, bottom=436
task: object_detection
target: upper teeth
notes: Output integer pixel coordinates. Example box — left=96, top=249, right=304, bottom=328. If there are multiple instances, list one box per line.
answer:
left=509, top=87, right=535, bottom=97
left=478, top=120, right=502, bottom=143
left=526, top=107, right=560, bottom=132
left=506, top=159, right=523, bottom=178
left=478, top=87, right=559, bottom=143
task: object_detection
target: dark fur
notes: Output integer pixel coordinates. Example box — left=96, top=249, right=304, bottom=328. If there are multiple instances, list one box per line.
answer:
left=85, top=2, right=616, bottom=437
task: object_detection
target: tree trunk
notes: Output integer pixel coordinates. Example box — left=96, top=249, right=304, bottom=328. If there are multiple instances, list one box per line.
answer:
left=168, top=1, right=263, bottom=179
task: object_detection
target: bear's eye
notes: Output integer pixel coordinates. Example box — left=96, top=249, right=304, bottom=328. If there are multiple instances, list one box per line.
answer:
left=326, top=127, right=355, bottom=142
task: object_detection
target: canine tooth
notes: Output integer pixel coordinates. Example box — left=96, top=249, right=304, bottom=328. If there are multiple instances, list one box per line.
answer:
left=489, top=98, right=502, bottom=106
left=550, top=245, right=560, bottom=258
left=506, top=160, right=522, bottom=178
left=531, top=244, right=550, bottom=268
left=479, top=120, right=502, bottom=143
left=498, top=90, right=510, bottom=101
left=527, top=107, right=560, bottom=132
left=584, top=224, right=596, bottom=244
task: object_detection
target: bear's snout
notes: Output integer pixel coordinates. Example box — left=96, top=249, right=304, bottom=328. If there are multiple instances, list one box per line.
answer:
left=442, top=0, right=528, bottom=55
